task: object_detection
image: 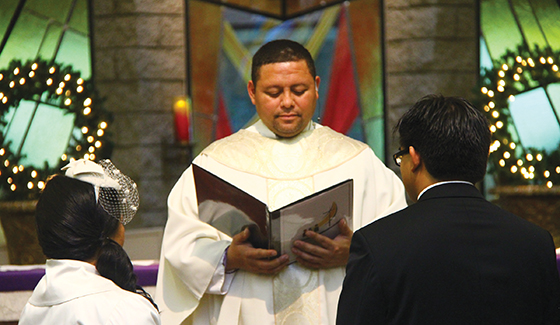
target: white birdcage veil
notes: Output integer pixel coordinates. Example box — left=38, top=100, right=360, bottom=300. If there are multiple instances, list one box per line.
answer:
left=62, top=159, right=139, bottom=225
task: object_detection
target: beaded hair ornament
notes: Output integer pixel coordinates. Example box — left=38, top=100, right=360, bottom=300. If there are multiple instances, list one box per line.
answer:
left=62, top=159, right=139, bottom=225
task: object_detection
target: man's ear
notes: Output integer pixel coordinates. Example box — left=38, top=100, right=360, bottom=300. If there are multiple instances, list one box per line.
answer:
left=409, top=146, right=422, bottom=172
left=247, top=80, right=257, bottom=105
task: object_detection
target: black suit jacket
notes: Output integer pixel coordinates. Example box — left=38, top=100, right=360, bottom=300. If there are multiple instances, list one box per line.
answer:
left=337, top=183, right=560, bottom=325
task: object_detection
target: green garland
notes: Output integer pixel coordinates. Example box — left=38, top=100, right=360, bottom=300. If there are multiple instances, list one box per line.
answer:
left=0, top=58, right=113, bottom=200
left=477, top=45, right=560, bottom=187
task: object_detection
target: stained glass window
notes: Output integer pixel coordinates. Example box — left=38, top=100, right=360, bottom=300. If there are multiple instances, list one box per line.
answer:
left=187, top=0, right=386, bottom=159
left=480, top=0, right=560, bottom=186
left=0, top=0, right=91, bottom=167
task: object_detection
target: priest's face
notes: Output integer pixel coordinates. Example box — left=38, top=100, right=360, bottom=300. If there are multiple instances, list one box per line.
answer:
left=248, top=60, right=320, bottom=138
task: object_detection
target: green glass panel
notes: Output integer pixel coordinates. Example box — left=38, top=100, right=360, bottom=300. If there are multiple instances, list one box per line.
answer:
left=363, top=117, right=384, bottom=161
left=36, top=23, right=64, bottom=60
left=531, top=0, right=560, bottom=49
left=0, top=0, right=19, bottom=41
left=481, top=0, right=524, bottom=60
left=0, top=11, right=48, bottom=68
left=511, top=0, right=547, bottom=49
left=68, top=0, right=90, bottom=35
left=25, top=0, right=73, bottom=25
left=54, top=29, right=91, bottom=78
left=19, top=102, right=75, bottom=167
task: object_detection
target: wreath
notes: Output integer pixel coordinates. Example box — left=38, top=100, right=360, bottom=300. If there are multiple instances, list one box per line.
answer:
left=0, top=58, right=113, bottom=200
left=477, top=45, right=560, bottom=188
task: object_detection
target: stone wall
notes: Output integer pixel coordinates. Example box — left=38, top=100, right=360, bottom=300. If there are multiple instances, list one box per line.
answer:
left=384, top=0, right=479, bottom=166
left=91, top=0, right=187, bottom=227
left=91, top=0, right=479, bottom=227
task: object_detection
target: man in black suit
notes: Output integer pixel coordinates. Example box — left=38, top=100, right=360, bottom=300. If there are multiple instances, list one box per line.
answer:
left=336, top=94, right=560, bottom=324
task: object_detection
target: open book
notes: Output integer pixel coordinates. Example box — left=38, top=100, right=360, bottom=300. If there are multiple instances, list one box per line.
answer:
left=192, top=164, right=353, bottom=263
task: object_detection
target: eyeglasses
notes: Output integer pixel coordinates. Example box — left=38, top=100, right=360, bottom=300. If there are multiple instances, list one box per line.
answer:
left=393, top=147, right=410, bottom=167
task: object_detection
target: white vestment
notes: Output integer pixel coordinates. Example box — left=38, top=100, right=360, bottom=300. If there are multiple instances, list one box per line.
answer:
left=19, top=259, right=161, bottom=325
left=155, top=121, right=406, bottom=325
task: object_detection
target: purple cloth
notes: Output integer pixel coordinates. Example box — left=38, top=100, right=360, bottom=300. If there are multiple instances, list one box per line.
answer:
left=0, top=263, right=159, bottom=292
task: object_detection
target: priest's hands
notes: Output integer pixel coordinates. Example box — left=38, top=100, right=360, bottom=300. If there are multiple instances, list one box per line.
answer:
left=291, top=218, right=353, bottom=269
left=225, top=227, right=289, bottom=275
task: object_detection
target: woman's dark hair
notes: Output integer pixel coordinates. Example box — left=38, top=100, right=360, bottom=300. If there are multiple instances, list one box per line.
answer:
left=35, top=175, right=157, bottom=309
left=394, top=94, right=491, bottom=183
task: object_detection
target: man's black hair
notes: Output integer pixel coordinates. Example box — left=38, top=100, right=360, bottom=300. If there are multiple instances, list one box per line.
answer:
left=251, top=39, right=316, bottom=84
left=395, top=94, right=491, bottom=183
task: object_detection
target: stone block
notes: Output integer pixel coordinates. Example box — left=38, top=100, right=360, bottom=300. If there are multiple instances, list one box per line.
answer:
left=386, top=5, right=476, bottom=40
left=110, top=145, right=164, bottom=179
left=93, top=49, right=117, bottom=81
left=93, top=15, right=185, bottom=48
left=96, top=80, right=186, bottom=114
left=93, top=0, right=183, bottom=15
left=110, top=111, right=174, bottom=145
left=386, top=38, right=477, bottom=73
left=114, top=47, right=186, bottom=80
left=386, top=71, right=478, bottom=107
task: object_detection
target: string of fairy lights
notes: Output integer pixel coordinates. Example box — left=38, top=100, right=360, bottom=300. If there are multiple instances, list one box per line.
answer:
left=478, top=45, right=560, bottom=188
left=0, top=58, right=112, bottom=200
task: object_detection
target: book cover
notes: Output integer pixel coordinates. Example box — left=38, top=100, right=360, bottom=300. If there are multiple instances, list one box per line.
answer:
left=192, top=164, right=353, bottom=263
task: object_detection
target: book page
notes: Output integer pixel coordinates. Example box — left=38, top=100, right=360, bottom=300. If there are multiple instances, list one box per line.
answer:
left=270, top=179, right=353, bottom=263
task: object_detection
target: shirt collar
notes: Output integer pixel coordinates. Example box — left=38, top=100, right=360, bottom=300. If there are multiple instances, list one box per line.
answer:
left=417, top=180, right=474, bottom=200
left=253, top=119, right=316, bottom=139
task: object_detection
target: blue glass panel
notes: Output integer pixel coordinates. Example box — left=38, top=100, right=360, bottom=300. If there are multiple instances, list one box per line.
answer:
left=508, top=87, right=560, bottom=151
left=546, top=83, right=560, bottom=123
left=2, top=101, right=36, bottom=154
left=19, top=102, right=75, bottom=167
left=480, top=37, right=493, bottom=70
